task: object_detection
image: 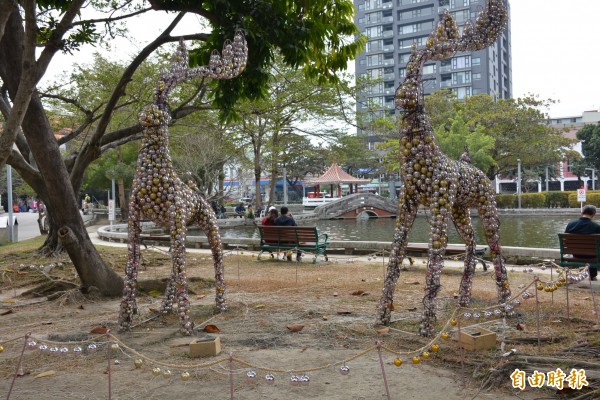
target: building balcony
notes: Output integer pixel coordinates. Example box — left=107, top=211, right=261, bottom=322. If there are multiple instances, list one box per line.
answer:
left=383, top=73, right=395, bottom=80
left=382, top=30, right=394, bottom=38
left=382, top=2, right=392, bottom=9
left=383, top=59, right=395, bottom=66
left=440, top=81, right=452, bottom=88
left=383, top=45, right=394, bottom=52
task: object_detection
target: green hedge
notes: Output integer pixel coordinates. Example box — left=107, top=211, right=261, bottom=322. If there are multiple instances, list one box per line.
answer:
left=568, top=191, right=600, bottom=208
left=495, top=191, right=600, bottom=208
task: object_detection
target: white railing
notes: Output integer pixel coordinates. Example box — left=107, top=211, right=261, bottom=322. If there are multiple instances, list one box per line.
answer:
left=302, top=197, right=342, bottom=207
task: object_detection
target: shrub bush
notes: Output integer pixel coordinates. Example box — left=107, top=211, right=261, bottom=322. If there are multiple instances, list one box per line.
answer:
left=496, top=194, right=517, bottom=209
left=568, top=191, right=600, bottom=208
left=545, top=191, right=571, bottom=208
left=521, top=192, right=546, bottom=208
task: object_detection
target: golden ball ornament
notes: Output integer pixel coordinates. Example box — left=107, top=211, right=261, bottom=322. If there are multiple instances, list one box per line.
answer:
left=134, top=359, right=144, bottom=369
left=181, top=371, right=191, bottom=381
left=431, top=344, right=440, bottom=353
left=163, top=370, right=172, bottom=379
left=412, top=356, right=421, bottom=365
left=111, top=343, right=119, bottom=352
left=450, top=318, right=457, bottom=326
left=0, top=345, right=4, bottom=353
left=441, top=332, right=450, bottom=340
left=559, top=277, right=566, bottom=283
left=152, top=367, right=161, bottom=376
left=393, top=358, right=403, bottom=367
left=422, top=351, right=430, bottom=360
left=536, top=283, right=544, bottom=291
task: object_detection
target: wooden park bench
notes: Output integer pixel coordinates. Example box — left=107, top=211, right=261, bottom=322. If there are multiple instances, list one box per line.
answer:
left=558, top=233, right=600, bottom=271
left=257, top=226, right=329, bottom=264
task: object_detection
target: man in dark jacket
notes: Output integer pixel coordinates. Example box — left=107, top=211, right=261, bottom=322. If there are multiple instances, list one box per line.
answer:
left=274, top=207, right=300, bottom=261
left=273, top=206, right=296, bottom=227
left=565, top=204, right=600, bottom=280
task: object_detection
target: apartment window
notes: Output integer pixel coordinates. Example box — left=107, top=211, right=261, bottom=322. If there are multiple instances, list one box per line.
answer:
left=367, top=54, right=383, bottom=66
left=471, top=57, right=481, bottom=66
left=399, top=68, right=406, bottom=78
left=452, top=10, right=470, bottom=23
left=366, top=12, right=381, bottom=24
left=399, top=53, right=411, bottom=63
left=399, top=24, right=417, bottom=35
left=472, top=72, right=481, bottom=80
left=366, top=40, right=383, bottom=52
left=370, top=96, right=384, bottom=107
left=399, top=36, right=428, bottom=49
left=452, top=55, right=470, bottom=69
left=368, top=68, right=383, bottom=79
left=400, top=0, right=427, bottom=5
left=365, top=0, right=381, bottom=10
left=450, top=0, right=470, bottom=7
left=452, top=71, right=471, bottom=84
left=453, top=86, right=471, bottom=99
left=472, top=88, right=482, bottom=94
left=423, top=64, right=437, bottom=75
left=365, top=25, right=383, bottom=38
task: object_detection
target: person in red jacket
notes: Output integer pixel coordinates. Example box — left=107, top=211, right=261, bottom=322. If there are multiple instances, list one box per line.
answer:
left=261, top=207, right=278, bottom=226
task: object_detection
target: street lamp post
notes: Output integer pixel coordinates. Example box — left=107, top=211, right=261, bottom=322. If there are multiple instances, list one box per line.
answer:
left=283, top=165, right=288, bottom=206
left=517, top=159, right=522, bottom=209
left=585, top=168, right=596, bottom=190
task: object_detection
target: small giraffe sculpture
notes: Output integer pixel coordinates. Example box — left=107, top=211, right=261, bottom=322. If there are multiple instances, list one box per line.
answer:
left=378, top=0, right=511, bottom=337
left=119, top=33, right=248, bottom=335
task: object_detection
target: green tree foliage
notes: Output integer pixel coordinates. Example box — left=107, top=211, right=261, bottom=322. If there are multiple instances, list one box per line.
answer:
left=576, top=122, right=600, bottom=169
left=148, top=0, right=366, bottom=118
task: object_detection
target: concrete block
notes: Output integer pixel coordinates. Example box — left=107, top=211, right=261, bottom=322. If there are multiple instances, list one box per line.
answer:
left=189, top=336, right=221, bottom=357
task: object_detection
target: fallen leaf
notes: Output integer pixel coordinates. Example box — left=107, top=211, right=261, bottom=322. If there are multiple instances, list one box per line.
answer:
left=332, top=292, right=338, bottom=297
left=322, top=315, right=329, bottom=321
left=404, top=281, right=420, bottom=285
left=41, top=321, right=53, bottom=325
left=90, top=326, right=109, bottom=334
left=148, top=290, right=162, bottom=297
left=287, top=324, right=304, bottom=332
left=361, top=292, right=371, bottom=296
left=196, top=294, right=206, bottom=300
left=406, top=307, right=417, bottom=312
left=148, top=307, right=160, bottom=314
left=516, top=323, right=525, bottom=331
left=34, top=370, right=56, bottom=379
left=336, top=311, right=352, bottom=315
left=376, top=327, right=390, bottom=335
left=254, top=304, right=265, bottom=309
left=1, top=299, right=16, bottom=303
left=203, top=324, right=221, bottom=333
left=351, top=290, right=365, bottom=296
left=0, top=309, right=14, bottom=316
left=78, top=304, right=85, bottom=310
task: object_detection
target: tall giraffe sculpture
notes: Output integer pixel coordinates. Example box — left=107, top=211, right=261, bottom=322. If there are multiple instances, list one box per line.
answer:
left=378, top=0, right=511, bottom=337
left=118, top=32, right=248, bottom=335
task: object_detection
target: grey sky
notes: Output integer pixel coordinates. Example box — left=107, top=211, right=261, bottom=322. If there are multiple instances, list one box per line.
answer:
left=511, top=1, right=600, bottom=117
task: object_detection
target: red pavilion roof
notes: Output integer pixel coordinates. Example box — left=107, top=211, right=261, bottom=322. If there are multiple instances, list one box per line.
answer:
left=303, top=163, right=370, bottom=186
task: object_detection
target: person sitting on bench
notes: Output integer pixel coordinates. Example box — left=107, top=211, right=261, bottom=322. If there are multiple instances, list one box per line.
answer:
left=565, top=204, right=600, bottom=281
left=274, top=206, right=301, bottom=262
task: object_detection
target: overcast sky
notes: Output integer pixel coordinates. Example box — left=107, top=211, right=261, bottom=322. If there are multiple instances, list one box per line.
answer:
left=45, top=1, right=600, bottom=119
left=510, top=0, right=600, bottom=117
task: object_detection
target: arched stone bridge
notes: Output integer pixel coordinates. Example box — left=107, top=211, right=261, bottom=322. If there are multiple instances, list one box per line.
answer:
left=312, top=193, right=398, bottom=219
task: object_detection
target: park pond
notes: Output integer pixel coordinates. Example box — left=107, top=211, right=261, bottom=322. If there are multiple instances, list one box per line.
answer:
left=218, top=214, right=580, bottom=249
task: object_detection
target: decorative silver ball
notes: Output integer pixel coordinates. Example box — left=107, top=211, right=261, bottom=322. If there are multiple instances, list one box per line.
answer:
left=265, top=373, right=275, bottom=384
left=246, top=370, right=257, bottom=380
left=340, top=365, right=350, bottom=375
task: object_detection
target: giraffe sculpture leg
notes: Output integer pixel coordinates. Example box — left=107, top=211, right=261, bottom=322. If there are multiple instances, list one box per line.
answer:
left=451, top=205, right=477, bottom=307
left=479, top=198, right=511, bottom=304
left=195, top=195, right=226, bottom=311
left=118, top=199, right=143, bottom=331
left=161, top=213, right=194, bottom=335
left=420, top=202, right=452, bottom=337
left=378, top=191, right=418, bottom=326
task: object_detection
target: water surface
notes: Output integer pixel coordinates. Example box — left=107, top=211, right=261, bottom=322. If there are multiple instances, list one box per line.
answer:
left=218, top=214, right=579, bottom=249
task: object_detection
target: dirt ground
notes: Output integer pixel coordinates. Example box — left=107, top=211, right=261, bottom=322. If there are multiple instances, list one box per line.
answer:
left=1, top=238, right=599, bottom=399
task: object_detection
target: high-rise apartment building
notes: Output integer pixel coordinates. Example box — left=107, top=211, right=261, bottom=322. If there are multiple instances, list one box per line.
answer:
left=354, top=0, right=512, bottom=128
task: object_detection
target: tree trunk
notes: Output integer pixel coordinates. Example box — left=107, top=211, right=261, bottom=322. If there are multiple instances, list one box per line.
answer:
left=118, top=178, right=127, bottom=221
left=0, top=12, right=123, bottom=296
